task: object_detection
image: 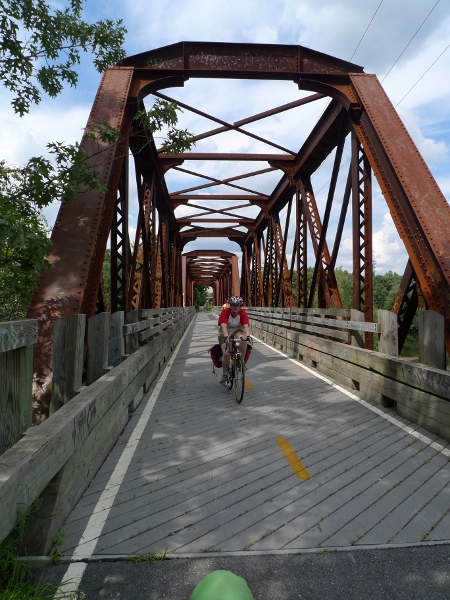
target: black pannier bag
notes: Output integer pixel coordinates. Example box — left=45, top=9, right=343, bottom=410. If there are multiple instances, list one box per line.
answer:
left=209, top=344, right=223, bottom=370
left=209, top=342, right=252, bottom=374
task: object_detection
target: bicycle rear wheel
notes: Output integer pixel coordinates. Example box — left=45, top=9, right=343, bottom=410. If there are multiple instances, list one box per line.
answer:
left=234, top=355, right=245, bottom=404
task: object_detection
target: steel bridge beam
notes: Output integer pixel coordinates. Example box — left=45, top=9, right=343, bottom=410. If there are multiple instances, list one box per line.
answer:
left=27, top=41, right=450, bottom=418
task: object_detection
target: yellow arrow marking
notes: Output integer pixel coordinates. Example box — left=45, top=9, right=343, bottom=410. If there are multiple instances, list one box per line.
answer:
left=245, top=379, right=253, bottom=390
left=276, top=438, right=310, bottom=479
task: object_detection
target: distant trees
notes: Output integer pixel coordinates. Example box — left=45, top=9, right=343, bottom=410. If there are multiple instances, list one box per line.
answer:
left=334, top=266, right=353, bottom=309
left=373, top=271, right=403, bottom=311
left=291, top=266, right=404, bottom=313
left=194, top=285, right=208, bottom=308
left=0, top=1, right=195, bottom=323
left=0, top=0, right=126, bottom=322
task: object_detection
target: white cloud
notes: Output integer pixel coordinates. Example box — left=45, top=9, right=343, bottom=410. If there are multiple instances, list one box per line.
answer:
left=373, top=212, right=408, bottom=275
left=436, top=174, right=450, bottom=199
left=397, top=107, right=448, bottom=167
left=2, top=0, right=450, bottom=278
left=0, top=100, right=90, bottom=165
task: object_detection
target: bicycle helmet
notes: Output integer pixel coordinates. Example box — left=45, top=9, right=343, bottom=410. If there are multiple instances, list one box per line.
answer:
left=229, top=296, right=244, bottom=306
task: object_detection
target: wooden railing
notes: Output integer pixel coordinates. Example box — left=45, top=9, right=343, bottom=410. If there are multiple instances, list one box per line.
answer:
left=0, top=307, right=195, bottom=552
left=214, top=306, right=449, bottom=441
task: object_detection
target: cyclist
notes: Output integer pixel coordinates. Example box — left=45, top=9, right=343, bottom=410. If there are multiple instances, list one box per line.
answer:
left=218, top=296, right=251, bottom=386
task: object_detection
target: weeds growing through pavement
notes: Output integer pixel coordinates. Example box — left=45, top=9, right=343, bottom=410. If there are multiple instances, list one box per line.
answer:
left=125, top=548, right=171, bottom=564
left=49, top=528, right=66, bottom=565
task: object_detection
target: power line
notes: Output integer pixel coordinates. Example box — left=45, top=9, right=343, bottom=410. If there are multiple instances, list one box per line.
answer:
left=282, top=3, right=446, bottom=215
left=395, top=41, right=450, bottom=107
left=349, top=0, right=385, bottom=62
left=381, top=0, right=442, bottom=83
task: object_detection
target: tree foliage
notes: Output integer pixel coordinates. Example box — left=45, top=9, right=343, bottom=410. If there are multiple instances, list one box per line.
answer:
left=0, top=0, right=126, bottom=321
left=0, top=102, right=194, bottom=322
left=334, top=266, right=353, bottom=309
left=0, top=119, right=122, bottom=321
left=373, top=270, right=402, bottom=311
left=135, top=100, right=194, bottom=154
left=194, top=285, right=208, bottom=307
left=0, top=1, right=195, bottom=322
left=291, top=266, right=403, bottom=313
left=0, top=0, right=127, bottom=116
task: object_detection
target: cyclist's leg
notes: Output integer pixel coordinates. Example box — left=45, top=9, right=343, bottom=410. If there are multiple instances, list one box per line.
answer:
left=221, top=341, right=230, bottom=373
left=218, top=334, right=230, bottom=385
left=235, top=330, right=248, bottom=366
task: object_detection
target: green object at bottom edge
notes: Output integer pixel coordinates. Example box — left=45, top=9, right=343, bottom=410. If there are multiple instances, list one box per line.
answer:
left=189, top=570, right=254, bottom=600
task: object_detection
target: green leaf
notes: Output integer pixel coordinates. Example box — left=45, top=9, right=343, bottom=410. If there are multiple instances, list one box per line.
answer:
left=133, top=100, right=195, bottom=154
left=0, top=0, right=127, bottom=115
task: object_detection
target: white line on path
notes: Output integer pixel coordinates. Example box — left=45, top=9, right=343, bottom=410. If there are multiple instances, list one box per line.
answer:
left=253, top=334, right=450, bottom=458
left=54, top=321, right=193, bottom=599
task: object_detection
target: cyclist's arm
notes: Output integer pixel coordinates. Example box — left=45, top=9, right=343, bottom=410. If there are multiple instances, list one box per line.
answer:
left=220, top=322, right=229, bottom=338
left=240, top=309, right=250, bottom=337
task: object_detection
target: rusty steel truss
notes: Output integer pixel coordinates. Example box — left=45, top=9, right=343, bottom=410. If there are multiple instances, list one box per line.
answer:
left=182, top=250, right=240, bottom=306
left=28, top=41, right=450, bottom=412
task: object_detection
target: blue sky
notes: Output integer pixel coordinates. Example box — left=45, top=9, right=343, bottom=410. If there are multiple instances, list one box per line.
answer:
left=1, top=0, right=450, bottom=275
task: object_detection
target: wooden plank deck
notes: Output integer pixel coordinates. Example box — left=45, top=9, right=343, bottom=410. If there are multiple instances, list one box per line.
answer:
left=59, top=312, right=450, bottom=557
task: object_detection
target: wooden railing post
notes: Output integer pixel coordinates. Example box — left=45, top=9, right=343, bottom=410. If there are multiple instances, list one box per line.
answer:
left=109, top=311, right=125, bottom=367
left=86, top=312, right=109, bottom=385
left=125, top=310, right=141, bottom=355
left=419, top=310, right=445, bottom=370
left=51, top=314, right=86, bottom=414
left=0, top=320, right=37, bottom=454
left=378, top=310, right=398, bottom=357
left=350, top=309, right=365, bottom=348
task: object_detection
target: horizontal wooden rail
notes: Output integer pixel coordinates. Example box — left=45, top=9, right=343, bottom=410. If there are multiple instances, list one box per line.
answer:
left=247, top=307, right=379, bottom=334
left=0, top=319, right=38, bottom=352
left=214, top=307, right=381, bottom=346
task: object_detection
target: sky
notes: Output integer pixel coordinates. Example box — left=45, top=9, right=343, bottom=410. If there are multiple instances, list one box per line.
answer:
left=1, top=0, right=450, bottom=277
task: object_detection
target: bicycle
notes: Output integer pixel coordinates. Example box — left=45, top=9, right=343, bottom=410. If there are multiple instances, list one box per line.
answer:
left=224, top=334, right=251, bottom=404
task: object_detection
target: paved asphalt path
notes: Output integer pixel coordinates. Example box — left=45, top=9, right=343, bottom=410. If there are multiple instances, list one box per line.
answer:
left=32, top=544, right=450, bottom=599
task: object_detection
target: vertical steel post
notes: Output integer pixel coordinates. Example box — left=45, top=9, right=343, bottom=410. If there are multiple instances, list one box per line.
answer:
left=352, top=131, right=374, bottom=348
left=111, top=151, right=130, bottom=314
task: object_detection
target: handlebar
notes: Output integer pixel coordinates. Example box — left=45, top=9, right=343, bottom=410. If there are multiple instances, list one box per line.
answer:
left=225, top=335, right=252, bottom=344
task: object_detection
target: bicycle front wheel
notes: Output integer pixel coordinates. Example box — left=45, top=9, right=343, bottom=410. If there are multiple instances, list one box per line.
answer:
left=227, top=362, right=234, bottom=390
left=234, top=355, right=245, bottom=404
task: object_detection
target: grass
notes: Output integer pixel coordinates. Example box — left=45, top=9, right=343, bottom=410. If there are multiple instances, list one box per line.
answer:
left=1, top=575, right=68, bottom=600
left=0, top=500, right=69, bottom=599
left=125, top=548, right=171, bottom=564
left=199, top=547, right=222, bottom=553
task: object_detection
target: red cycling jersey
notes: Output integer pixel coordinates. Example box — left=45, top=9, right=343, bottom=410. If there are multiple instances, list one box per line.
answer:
left=218, top=308, right=250, bottom=329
